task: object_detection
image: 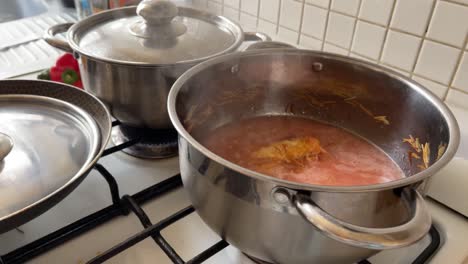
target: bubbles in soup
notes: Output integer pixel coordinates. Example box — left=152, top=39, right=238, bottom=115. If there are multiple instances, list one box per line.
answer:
left=201, top=116, right=404, bottom=186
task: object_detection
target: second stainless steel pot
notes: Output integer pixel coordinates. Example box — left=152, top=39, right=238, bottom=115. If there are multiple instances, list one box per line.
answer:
left=45, top=0, right=269, bottom=130
left=168, top=49, right=460, bottom=263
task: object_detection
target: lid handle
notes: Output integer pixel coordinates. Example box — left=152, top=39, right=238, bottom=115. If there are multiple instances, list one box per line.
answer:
left=0, top=132, right=13, bottom=162
left=130, top=0, right=187, bottom=39
left=137, top=0, right=178, bottom=25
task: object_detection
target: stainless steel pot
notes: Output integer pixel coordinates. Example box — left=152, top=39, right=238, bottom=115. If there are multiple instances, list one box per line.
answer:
left=167, top=49, right=460, bottom=263
left=44, top=0, right=269, bottom=130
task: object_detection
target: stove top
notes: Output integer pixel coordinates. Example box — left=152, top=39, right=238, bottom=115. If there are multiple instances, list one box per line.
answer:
left=0, top=120, right=467, bottom=264
left=0, top=121, right=465, bottom=264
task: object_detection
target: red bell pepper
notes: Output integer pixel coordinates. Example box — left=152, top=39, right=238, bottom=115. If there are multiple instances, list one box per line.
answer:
left=38, top=53, right=83, bottom=89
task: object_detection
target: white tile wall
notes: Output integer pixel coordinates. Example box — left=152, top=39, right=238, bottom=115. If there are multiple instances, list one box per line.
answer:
left=446, top=89, right=468, bottom=108
left=223, top=5, right=239, bottom=21
left=453, top=52, right=468, bottom=92
left=301, top=4, right=327, bottom=39
left=325, top=12, right=356, bottom=48
left=206, top=1, right=222, bottom=14
left=412, top=76, right=448, bottom=98
left=240, top=0, right=258, bottom=15
left=278, top=26, right=299, bottom=43
left=381, top=30, right=421, bottom=71
left=306, top=0, right=330, bottom=9
left=223, top=0, right=239, bottom=8
left=259, top=0, right=280, bottom=23
left=323, top=42, right=348, bottom=55
left=427, top=1, right=468, bottom=47
left=192, top=0, right=468, bottom=109
left=299, top=34, right=323, bottom=49
left=351, top=21, right=386, bottom=60
left=239, top=12, right=257, bottom=31
left=279, top=0, right=303, bottom=31
left=414, top=40, right=459, bottom=84
left=331, top=0, right=360, bottom=16
left=390, top=0, right=434, bottom=36
left=358, top=0, right=394, bottom=26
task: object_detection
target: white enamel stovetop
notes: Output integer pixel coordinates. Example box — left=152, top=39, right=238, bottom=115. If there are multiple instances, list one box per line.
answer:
left=0, top=103, right=466, bottom=264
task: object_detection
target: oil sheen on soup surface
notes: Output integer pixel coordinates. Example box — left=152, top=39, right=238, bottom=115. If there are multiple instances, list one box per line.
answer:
left=201, top=116, right=404, bottom=186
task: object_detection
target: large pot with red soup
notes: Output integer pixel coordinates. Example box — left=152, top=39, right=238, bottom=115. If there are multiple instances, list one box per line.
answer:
left=167, top=49, right=459, bottom=264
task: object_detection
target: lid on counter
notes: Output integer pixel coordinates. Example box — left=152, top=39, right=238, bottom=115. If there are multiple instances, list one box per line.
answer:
left=69, top=0, right=244, bottom=65
left=0, top=94, right=100, bottom=218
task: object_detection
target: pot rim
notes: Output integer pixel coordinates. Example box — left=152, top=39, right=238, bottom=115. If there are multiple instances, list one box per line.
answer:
left=168, top=49, right=460, bottom=193
left=66, top=6, right=245, bottom=67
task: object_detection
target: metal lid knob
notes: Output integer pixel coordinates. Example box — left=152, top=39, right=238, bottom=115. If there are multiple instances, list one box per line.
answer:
left=0, top=132, right=13, bottom=161
left=130, top=0, right=187, bottom=39
left=137, top=0, right=178, bottom=25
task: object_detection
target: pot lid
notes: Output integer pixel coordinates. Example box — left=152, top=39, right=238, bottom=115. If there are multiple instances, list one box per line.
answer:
left=69, top=0, right=244, bottom=65
left=0, top=95, right=100, bottom=217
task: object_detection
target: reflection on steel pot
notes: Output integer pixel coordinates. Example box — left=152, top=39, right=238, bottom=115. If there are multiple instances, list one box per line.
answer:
left=0, top=80, right=111, bottom=234
left=167, top=49, right=460, bottom=263
left=44, top=0, right=270, bottom=130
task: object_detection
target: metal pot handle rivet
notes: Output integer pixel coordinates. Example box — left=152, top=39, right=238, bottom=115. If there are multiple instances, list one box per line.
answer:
left=0, top=132, right=13, bottom=162
left=272, top=188, right=291, bottom=204
left=312, top=62, right=323, bottom=72
left=44, top=23, right=75, bottom=53
left=292, top=188, right=431, bottom=250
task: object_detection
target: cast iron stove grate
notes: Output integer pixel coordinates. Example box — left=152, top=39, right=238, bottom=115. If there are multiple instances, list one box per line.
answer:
left=0, top=121, right=441, bottom=264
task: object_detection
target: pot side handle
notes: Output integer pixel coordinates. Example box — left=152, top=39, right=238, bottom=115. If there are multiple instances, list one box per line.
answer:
left=44, top=23, right=74, bottom=53
left=293, top=188, right=431, bottom=250
left=243, top=32, right=271, bottom=42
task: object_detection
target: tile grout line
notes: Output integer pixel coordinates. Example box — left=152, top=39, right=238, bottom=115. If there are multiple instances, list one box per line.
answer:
left=449, top=86, right=468, bottom=95
left=408, top=0, right=438, bottom=79
left=304, top=1, right=329, bottom=11
left=389, top=29, right=461, bottom=50
left=323, top=41, right=353, bottom=53
left=444, top=33, right=468, bottom=99
left=413, top=72, right=453, bottom=86
left=274, top=10, right=465, bottom=51
left=276, top=0, right=282, bottom=35
left=241, top=1, right=466, bottom=52
left=309, top=5, right=464, bottom=50
left=376, top=0, right=398, bottom=64
left=231, top=0, right=468, bottom=49
left=303, top=0, right=468, bottom=11
left=296, top=0, right=306, bottom=45
left=320, top=0, right=333, bottom=51
left=223, top=0, right=467, bottom=95
left=440, top=0, right=468, bottom=7
left=236, top=0, right=241, bottom=22
left=230, top=0, right=240, bottom=22
left=347, top=0, right=364, bottom=56
left=220, top=0, right=225, bottom=15
left=255, top=0, right=261, bottom=29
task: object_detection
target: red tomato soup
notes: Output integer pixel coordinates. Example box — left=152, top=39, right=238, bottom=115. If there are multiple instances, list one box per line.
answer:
left=201, top=116, right=404, bottom=186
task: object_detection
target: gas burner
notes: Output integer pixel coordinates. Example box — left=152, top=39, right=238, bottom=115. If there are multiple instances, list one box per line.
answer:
left=111, top=124, right=178, bottom=159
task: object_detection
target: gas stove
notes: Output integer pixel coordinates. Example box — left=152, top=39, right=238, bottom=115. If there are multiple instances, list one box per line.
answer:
left=0, top=113, right=467, bottom=264
left=2, top=66, right=468, bottom=264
